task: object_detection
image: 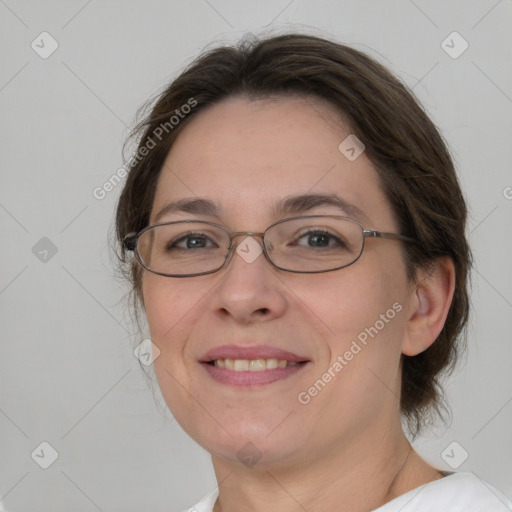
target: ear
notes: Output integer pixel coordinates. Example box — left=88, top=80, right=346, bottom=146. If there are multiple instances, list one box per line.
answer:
left=401, top=257, right=456, bottom=356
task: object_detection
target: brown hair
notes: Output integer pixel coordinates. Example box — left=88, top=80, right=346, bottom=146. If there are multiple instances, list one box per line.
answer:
left=114, top=33, right=471, bottom=437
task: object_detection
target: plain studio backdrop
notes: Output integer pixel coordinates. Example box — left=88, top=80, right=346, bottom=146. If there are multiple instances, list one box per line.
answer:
left=1, top=1, right=511, bottom=510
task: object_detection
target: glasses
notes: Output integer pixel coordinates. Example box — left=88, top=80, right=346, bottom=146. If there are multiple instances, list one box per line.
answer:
left=123, top=215, right=416, bottom=278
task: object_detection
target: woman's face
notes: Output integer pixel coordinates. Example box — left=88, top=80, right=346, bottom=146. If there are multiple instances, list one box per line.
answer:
left=143, top=96, right=412, bottom=467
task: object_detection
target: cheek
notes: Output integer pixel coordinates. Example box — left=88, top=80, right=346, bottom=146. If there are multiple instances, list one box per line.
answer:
left=141, top=272, right=227, bottom=365
left=141, top=275, right=194, bottom=355
left=303, top=250, right=408, bottom=365
left=293, top=260, right=407, bottom=425
left=142, top=276, right=173, bottom=338
left=141, top=275, right=200, bottom=419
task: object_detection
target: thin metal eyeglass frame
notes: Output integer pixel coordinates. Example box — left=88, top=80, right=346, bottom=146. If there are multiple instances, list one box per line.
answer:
left=122, top=215, right=417, bottom=278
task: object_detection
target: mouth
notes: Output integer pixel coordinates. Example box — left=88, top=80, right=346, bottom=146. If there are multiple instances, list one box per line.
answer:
left=206, top=358, right=303, bottom=371
left=199, top=345, right=310, bottom=386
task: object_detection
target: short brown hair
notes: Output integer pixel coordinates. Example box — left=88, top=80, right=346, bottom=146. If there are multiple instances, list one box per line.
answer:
left=114, top=33, right=472, bottom=437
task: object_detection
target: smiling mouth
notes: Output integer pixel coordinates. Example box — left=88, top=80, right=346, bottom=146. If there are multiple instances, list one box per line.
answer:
left=206, top=358, right=306, bottom=371
left=200, top=344, right=311, bottom=386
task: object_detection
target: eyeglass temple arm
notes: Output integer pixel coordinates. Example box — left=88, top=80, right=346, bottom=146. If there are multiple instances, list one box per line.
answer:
left=123, top=232, right=138, bottom=251
left=363, top=230, right=417, bottom=244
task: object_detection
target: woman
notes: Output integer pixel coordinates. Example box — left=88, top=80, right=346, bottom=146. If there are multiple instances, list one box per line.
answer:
left=114, top=34, right=512, bottom=511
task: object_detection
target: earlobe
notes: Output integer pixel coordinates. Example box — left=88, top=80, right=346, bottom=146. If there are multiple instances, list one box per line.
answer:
left=402, top=258, right=456, bottom=357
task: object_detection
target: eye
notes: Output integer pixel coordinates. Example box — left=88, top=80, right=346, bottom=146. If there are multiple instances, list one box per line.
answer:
left=168, top=232, right=218, bottom=250
left=294, top=229, right=347, bottom=249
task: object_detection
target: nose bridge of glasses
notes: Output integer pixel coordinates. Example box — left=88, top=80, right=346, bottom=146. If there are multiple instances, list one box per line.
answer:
left=228, top=231, right=266, bottom=247
left=230, top=231, right=265, bottom=239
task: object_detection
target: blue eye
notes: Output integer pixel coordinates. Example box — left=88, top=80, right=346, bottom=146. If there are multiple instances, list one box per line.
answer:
left=295, top=229, right=347, bottom=249
left=168, top=232, right=217, bottom=250
left=302, top=231, right=331, bottom=248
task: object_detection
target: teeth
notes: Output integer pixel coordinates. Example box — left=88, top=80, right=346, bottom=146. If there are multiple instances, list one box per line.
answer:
left=266, top=358, right=278, bottom=369
left=234, top=359, right=249, bottom=371
left=213, top=358, right=298, bottom=371
left=250, top=359, right=266, bottom=371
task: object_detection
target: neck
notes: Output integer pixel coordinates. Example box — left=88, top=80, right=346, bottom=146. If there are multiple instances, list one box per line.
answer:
left=211, top=422, right=443, bottom=512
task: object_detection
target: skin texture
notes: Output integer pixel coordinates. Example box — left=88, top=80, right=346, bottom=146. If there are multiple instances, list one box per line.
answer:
left=142, top=96, right=455, bottom=511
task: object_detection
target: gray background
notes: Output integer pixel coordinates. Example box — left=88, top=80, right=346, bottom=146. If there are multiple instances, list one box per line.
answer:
left=1, top=0, right=511, bottom=510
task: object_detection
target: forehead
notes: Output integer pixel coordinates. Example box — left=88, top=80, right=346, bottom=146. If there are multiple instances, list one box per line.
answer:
left=150, top=96, right=395, bottom=230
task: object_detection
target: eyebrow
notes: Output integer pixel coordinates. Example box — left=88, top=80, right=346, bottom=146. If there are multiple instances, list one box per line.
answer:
left=154, top=197, right=219, bottom=223
left=275, top=193, right=369, bottom=222
left=153, top=193, right=369, bottom=224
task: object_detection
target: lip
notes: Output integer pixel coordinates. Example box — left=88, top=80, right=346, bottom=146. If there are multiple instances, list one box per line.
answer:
left=200, top=344, right=309, bottom=364
left=199, top=344, right=311, bottom=387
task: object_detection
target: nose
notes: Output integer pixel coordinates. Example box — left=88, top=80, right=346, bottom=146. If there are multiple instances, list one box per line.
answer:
left=211, top=234, right=288, bottom=324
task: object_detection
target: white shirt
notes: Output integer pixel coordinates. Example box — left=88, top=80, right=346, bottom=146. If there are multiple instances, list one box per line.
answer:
left=182, top=472, right=512, bottom=511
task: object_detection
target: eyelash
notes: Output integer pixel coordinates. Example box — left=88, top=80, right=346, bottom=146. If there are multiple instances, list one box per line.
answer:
left=294, top=228, right=347, bottom=248
left=168, top=231, right=218, bottom=250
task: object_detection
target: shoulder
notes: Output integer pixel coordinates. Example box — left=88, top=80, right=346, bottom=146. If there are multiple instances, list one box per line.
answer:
left=374, top=472, right=512, bottom=512
left=181, top=474, right=512, bottom=512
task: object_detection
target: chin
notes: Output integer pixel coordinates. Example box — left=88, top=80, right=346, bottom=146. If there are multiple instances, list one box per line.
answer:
left=206, top=437, right=303, bottom=469
left=185, top=418, right=310, bottom=470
